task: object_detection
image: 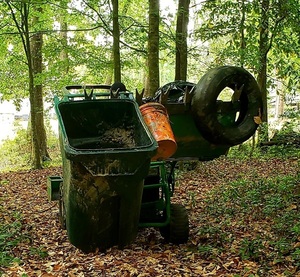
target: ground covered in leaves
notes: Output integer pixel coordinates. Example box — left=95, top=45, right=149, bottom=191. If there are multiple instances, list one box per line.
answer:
left=0, top=157, right=299, bottom=276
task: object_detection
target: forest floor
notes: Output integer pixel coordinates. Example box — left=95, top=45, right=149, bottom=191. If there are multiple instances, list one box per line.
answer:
left=0, top=156, right=299, bottom=276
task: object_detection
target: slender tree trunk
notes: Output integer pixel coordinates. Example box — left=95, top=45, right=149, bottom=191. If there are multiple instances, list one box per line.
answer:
left=58, top=0, right=70, bottom=74
left=175, top=0, right=190, bottom=81
left=257, top=0, right=269, bottom=124
left=31, top=29, right=49, bottom=162
left=31, top=4, right=50, bottom=165
left=238, top=0, right=249, bottom=150
left=112, top=0, right=121, bottom=82
left=59, top=22, right=69, bottom=74
left=7, top=1, right=47, bottom=168
left=147, top=0, right=160, bottom=97
left=105, top=51, right=114, bottom=85
left=275, top=78, right=284, bottom=120
left=257, top=0, right=269, bottom=143
left=23, top=4, right=42, bottom=169
left=239, top=0, right=246, bottom=67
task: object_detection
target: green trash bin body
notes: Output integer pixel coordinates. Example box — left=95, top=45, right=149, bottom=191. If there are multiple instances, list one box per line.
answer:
left=56, top=98, right=157, bottom=252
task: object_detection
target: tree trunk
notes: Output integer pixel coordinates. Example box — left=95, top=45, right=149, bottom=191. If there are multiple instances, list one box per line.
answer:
left=31, top=28, right=50, bottom=162
left=147, top=0, right=160, bottom=97
left=257, top=0, right=269, bottom=124
left=257, top=0, right=269, bottom=142
left=275, top=91, right=284, bottom=120
left=239, top=0, right=246, bottom=67
left=23, top=4, right=42, bottom=169
left=105, top=51, right=114, bottom=85
left=112, top=0, right=121, bottom=82
left=7, top=1, right=48, bottom=168
left=175, top=0, right=190, bottom=81
left=59, top=22, right=70, bottom=74
left=58, top=0, right=70, bottom=74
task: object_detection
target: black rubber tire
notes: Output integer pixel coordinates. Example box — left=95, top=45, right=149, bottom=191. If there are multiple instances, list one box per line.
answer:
left=191, top=66, right=262, bottom=146
left=160, top=203, right=189, bottom=244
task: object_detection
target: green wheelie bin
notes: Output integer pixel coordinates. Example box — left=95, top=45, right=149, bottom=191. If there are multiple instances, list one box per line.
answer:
left=54, top=86, right=158, bottom=252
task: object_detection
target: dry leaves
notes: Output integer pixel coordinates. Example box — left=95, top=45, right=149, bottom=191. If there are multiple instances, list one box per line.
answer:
left=0, top=157, right=299, bottom=276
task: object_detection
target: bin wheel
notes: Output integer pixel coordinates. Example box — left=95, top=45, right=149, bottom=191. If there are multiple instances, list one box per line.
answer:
left=160, top=203, right=189, bottom=244
left=191, top=66, right=262, bottom=146
left=58, top=186, right=66, bottom=230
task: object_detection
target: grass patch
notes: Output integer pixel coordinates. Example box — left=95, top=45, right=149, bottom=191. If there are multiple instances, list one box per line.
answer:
left=228, top=142, right=300, bottom=160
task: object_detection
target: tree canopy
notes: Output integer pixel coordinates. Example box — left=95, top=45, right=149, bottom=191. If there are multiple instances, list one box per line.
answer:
left=0, top=0, right=299, bottom=167
left=1, top=0, right=298, bottom=98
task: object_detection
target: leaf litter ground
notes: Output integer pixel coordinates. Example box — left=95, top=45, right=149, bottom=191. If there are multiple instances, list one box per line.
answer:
left=0, top=157, right=299, bottom=276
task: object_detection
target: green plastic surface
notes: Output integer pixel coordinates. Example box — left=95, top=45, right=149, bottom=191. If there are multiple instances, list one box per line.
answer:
left=56, top=97, right=158, bottom=252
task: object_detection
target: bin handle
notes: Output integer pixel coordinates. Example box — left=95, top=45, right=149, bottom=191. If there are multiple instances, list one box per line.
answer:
left=83, top=85, right=94, bottom=100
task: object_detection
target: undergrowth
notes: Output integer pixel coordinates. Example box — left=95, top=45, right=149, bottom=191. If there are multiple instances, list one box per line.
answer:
left=197, top=172, right=300, bottom=275
left=229, top=118, right=300, bottom=160
left=0, top=124, right=61, bottom=172
left=0, top=211, right=23, bottom=272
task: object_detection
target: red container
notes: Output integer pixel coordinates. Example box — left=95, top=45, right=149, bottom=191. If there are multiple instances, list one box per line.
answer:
left=140, top=102, right=177, bottom=160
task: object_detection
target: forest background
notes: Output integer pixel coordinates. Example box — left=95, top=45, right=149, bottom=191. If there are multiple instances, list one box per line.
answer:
left=1, top=1, right=300, bottom=275
left=0, top=0, right=299, bottom=170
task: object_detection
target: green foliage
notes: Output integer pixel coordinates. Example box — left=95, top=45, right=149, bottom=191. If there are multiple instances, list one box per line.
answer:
left=272, top=119, right=300, bottom=141
left=0, top=121, right=61, bottom=172
left=0, top=210, right=48, bottom=273
left=0, top=212, right=23, bottom=269
left=29, top=246, right=48, bottom=259
left=197, top=172, right=300, bottom=267
left=0, top=0, right=299, bottom=169
left=43, top=118, right=62, bottom=168
left=194, top=0, right=300, bottom=102
left=197, top=244, right=221, bottom=259
left=0, top=128, right=32, bottom=172
left=239, top=238, right=264, bottom=261
left=228, top=142, right=300, bottom=160
left=228, top=119, right=300, bottom=160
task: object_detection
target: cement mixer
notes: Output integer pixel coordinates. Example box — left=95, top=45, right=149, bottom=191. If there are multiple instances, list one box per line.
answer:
left=47, top=66, right=262, bottom=252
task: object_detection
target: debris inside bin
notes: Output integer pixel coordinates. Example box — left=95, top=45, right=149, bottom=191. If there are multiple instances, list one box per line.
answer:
left=72, top=126, right=136, bottom=149
left=98, top=127, right=136, bottom=148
